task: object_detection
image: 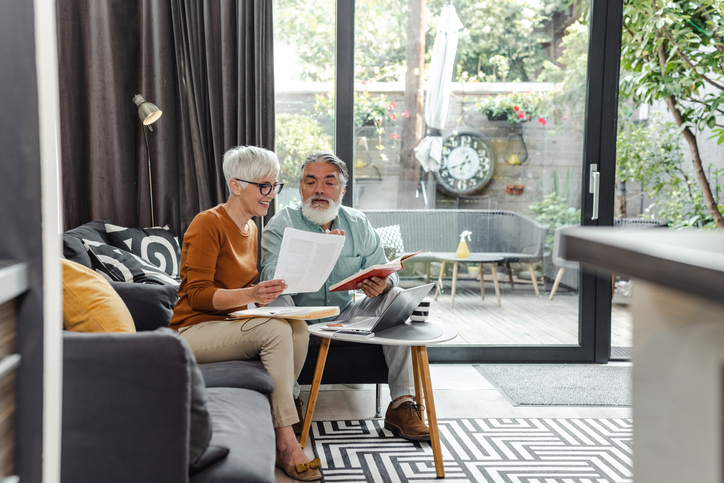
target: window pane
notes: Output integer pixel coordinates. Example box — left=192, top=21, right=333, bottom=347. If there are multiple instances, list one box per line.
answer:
left=273, top=0, right=336, bottom=210
left=353, top=0, right=590, bottom=346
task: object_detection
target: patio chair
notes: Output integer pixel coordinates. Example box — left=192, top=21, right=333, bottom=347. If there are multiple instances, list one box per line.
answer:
left=549, top=225, right=579, bottom=300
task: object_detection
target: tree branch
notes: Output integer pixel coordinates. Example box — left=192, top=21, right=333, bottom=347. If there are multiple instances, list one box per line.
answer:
left=679, top=97, right=724, bottom=115
left=661, top=26, right=724, bottom=91
left=702, top=12, right=723, bottom=52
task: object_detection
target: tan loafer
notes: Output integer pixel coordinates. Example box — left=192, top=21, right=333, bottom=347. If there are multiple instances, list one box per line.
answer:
left=275, top=455, right=321, bottom=481
left=384, top=401, right=431, bottom=441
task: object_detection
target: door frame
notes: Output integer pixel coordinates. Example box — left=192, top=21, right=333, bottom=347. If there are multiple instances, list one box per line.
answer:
left=334, top=0, right=624, bottom=363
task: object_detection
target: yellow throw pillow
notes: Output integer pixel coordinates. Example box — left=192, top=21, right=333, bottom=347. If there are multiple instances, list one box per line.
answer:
left=62, top=259, right=136, bottom=333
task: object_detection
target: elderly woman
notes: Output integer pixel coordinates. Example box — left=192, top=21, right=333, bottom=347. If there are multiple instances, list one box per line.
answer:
left=170, top=146, right=320, bottom=481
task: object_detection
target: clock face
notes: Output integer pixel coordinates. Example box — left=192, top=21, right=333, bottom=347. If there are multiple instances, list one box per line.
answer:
left=435, top=132, right=495, bottom=195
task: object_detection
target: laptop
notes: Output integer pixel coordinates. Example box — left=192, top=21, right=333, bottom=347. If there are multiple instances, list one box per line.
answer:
left=325, top=283, right=435, bottom=334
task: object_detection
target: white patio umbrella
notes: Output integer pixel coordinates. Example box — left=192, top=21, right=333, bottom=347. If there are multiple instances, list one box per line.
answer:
left=413, top=2, right=464, bottom=173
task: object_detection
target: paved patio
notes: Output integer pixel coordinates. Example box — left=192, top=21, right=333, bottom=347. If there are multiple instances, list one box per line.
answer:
left=398, top=276, right=633, bottom=347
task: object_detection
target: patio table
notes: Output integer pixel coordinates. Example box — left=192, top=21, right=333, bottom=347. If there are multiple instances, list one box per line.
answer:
left=434, top=253, right=505, bottom=307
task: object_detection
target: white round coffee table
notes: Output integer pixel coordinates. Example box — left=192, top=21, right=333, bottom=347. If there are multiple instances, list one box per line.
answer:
left=301, top=318, right=457, bottom=478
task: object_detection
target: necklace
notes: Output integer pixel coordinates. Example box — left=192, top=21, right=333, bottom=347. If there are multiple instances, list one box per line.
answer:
left=222, top=203, right=250, bottom=236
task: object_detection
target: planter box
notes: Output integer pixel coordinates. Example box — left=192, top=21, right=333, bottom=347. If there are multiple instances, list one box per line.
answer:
left=486, top=113, right=508, bottom=121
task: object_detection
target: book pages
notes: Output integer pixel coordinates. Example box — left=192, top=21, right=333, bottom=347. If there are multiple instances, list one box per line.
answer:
left=273, top=227, right=345, bottom=294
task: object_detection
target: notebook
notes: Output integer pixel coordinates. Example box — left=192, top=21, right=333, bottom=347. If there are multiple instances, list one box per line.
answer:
left=322, top=283, right=435, bottom=334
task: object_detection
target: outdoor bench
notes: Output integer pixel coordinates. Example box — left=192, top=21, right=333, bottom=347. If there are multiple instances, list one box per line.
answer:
left=362, top=209, right=547, bottom=295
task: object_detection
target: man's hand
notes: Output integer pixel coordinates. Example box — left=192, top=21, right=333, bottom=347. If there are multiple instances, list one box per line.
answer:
left=251, top=279, right=287, bottom=305
left=326, top=229, right=345, bottom=236
left=358, top=275, right=392, bottom=298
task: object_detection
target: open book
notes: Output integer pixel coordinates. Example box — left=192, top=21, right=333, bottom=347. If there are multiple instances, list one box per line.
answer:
left=228, top=306, right=340, bottom=320
left=329, top=251, right=422, bottom=292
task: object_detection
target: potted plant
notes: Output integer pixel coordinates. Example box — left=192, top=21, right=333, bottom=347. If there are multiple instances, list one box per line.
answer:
left=476, top=91, right=549, bottom=126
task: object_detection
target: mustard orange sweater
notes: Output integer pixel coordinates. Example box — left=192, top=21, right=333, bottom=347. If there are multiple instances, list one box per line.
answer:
left=170, top=204, right=258, bottom=330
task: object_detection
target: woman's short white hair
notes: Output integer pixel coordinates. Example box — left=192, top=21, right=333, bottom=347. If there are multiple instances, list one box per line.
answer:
left=222, top=146, right=280, bottom=187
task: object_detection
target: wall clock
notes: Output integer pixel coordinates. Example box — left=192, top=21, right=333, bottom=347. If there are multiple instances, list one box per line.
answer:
left=434, top=130, right=495, bottom=195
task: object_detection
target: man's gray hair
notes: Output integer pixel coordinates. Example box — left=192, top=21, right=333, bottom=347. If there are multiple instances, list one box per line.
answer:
left=299, top=151, right=349, bottom=188
left=222, top=146, right=280, bottom=187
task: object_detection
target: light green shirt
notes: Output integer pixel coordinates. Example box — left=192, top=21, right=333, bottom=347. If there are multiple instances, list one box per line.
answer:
left=260, top=203, right=398, bottom=313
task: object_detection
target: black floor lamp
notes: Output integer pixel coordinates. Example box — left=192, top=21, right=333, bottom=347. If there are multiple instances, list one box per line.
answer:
left=133, top=94, right=162, bottom=226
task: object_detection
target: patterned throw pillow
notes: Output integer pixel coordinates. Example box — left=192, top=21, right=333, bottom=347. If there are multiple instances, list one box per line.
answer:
left=104, top=223, right=181, bottom=281
left=83, top=239, right=180, bottom=286
left=374, top=224, right=405, bottom=260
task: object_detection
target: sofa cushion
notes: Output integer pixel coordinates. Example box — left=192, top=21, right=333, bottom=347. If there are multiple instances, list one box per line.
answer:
left=62, top=259, right=135, bottom=333
left=110, top=282, right=178, bottom=331
left=191, top=387, right=275, bottom=483
left=62, top=218, right=112, bottom=268
left=104, top=223, right=182, bottom=281
left=199, top=360, right=275, bottom=394
left=84, top=240, right=179, bottom=286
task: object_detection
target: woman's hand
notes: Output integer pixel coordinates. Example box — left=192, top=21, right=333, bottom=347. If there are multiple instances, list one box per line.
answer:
left=251, top=279, right=287, bottom=304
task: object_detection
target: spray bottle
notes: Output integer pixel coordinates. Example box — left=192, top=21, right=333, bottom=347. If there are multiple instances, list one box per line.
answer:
left=456, top=230, right=472, bottom=259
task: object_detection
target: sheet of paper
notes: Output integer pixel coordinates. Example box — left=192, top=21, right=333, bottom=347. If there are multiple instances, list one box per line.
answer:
left=273, top=227, right=344, bottom=294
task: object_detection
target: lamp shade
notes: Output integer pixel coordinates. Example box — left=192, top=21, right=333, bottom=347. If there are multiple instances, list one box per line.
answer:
left=133, top=94, right=162, bottom=125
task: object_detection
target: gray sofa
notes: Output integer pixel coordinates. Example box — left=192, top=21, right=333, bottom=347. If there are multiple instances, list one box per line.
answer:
left=61, top=219, right=277, bottom=483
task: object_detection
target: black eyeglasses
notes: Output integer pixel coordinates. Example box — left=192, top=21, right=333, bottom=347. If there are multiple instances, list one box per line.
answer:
left=234, top=178, right=284, bottom=196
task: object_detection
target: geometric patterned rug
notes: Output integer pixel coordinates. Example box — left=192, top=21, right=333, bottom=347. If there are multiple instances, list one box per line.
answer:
left=309, top=418, right=632, bottom=482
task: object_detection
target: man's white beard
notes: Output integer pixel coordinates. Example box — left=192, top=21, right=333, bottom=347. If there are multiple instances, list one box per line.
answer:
left=302, top=194, right=342, bottom=226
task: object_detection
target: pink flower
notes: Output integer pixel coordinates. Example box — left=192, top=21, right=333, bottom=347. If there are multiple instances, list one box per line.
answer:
left=388, top=113, right=397, bottom=121
left=514, top=106, right=520, bottom=112
left=389, top=132, right=399, bottom=141
left=518, top=112, right=526, bottom=119
left=388, top=102, right=396, bottom=109
left=403, top=110, right=410, bottom=118
left=360, top=80, right=367, bottom=85
left=562, top=115, right=569, bottom=121
left=538, top=117, right=547, bottom=125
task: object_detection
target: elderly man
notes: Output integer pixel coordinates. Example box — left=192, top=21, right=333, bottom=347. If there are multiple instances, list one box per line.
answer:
left=260, top=151, right=429, bottom=442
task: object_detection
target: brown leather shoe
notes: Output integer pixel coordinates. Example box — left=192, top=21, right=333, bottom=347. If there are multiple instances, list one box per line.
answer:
left=384, top=401, right=430, bottom=441
left=292, top=397, right=304, bottom=435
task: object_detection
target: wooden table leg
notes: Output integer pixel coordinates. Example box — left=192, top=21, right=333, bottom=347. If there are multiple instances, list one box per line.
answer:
left=417, top=345, right=444, bottom=477
left=450, top=262, right=459, bottom=307
left=490, top=263, right=501, bottom=307
left=411, top=346, right=424, bottom=420
left=434, top=261, right=446, bottom=300
left=479, top=262, right=485, bottom=301
left=300, top=338, right=330, bottom=448
left=528, top=262, right=540, bottom=297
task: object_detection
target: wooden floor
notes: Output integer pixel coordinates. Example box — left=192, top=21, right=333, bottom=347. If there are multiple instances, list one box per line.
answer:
left=398, top=276, right=633, bottom=347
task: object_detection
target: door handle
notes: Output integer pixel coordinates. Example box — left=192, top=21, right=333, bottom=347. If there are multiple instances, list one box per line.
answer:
left=589, top=164, right=600, bottom=220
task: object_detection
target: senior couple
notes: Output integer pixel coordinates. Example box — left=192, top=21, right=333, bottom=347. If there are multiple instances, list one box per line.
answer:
left=169, top=146, right=427, bottom=481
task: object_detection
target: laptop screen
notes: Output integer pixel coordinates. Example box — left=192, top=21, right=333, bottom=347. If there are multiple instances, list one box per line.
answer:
left=371, top=283, right=434, bottom=332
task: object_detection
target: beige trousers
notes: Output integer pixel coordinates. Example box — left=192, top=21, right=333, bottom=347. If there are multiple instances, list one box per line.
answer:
left=180, top=317, right=309, bottom=428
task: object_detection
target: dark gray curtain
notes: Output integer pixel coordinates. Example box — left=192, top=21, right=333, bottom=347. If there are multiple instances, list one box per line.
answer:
left=57, top=0, right=275, bottom=235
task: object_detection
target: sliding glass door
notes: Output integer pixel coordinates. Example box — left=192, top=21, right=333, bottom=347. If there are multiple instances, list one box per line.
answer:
left=273, top=0, right=623, bottom=362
